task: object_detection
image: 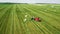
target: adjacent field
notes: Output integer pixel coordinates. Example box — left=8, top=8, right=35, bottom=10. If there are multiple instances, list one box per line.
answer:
left=0, top=4, right=60, bottom=34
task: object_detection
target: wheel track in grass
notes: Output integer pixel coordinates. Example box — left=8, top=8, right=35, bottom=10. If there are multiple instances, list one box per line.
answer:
left=17, top=5, right=44, bottom=34
left=20, top=4, right=60, bottom=33
left=18, top=5, right=52, bottom=34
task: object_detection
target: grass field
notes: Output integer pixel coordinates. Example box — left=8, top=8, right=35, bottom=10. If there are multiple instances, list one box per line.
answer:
left=0, top=3, right=60, bottom=34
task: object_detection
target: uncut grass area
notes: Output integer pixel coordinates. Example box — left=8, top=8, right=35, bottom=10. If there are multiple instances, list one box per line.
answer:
left=0, top=3, right=60, bottom=34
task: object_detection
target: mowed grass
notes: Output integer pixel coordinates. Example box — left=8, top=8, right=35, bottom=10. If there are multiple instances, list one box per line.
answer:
left=0, top=4, right=60, bottom=34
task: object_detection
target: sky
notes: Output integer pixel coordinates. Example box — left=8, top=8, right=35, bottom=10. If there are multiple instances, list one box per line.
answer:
left=0, top=0, right=60, bottom=4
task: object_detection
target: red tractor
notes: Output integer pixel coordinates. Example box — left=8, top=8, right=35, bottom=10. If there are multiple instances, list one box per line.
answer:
left=31, top=17, right=41, bottom=22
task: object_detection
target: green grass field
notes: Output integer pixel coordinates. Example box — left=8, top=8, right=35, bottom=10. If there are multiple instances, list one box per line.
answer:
left=0, top=4, right=60, bottom=34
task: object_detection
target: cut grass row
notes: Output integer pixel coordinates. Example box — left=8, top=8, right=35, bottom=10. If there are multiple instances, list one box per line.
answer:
left=0, top=4, right=60, bottom=34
